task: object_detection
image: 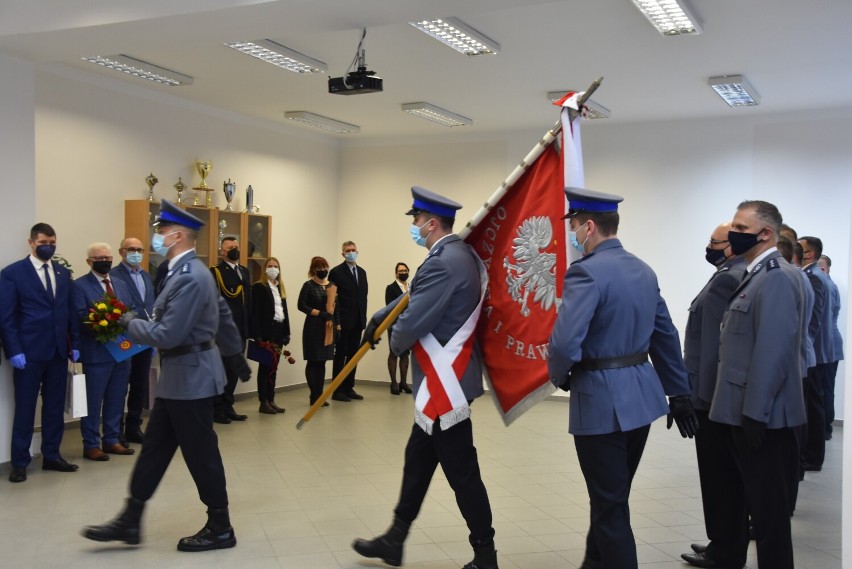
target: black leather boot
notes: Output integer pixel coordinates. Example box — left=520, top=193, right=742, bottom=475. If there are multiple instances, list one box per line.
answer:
left=177, top=507, right=237, bottom=552
left=462, top=539, right=498, bottom=569
left=81, top=497, right=145, bottom=545
left=352, top=517, right=410, bottom=567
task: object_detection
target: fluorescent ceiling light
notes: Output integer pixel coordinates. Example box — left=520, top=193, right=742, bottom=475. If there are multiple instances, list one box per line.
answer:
left=402, top=103, right=472, bottom=127
left=708, top=75, right=760, bottom=107
left=630, top=0, right=702, bottom=36
left=224, top=40, right=327, bottom=74
left=409, top=17, right=500, bottom=56
left=81, top=55, right=193, bottom=86
left=546, top=91, right=611, bottom=119
left=284, top=111, right=360, bottom=133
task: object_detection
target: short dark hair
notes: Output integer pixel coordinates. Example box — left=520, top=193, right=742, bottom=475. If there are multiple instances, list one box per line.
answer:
left=30, top=223, right=56, bottom=240
left=220, top=236, right=238, bottom=249
left=776, top=237, right=794, bottom=262
left=573, top=211, right=619, bottom=236
left=395, top=262, right=409, bottom=274
left=821, top=255, right=832, bottom=268
left=793, top=242, right=804, bottom=264
left=780, top=223, right=798, bottom=242
left=437, top=216, right=454, bottom=232
left=800, top=236, right=823, bottom=258
left=737, top=200, right=782, bottom=236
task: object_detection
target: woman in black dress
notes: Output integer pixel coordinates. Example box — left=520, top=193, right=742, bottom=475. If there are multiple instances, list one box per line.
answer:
left=297, top=256, right=337, bottom=406
left=385, top=262, right=411, bottom=395
left=250, top=257, right=290, bottom=415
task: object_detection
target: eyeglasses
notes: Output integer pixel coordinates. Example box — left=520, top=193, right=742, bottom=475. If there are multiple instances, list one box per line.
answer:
left=123, top=247, right=144, bottom=253
left=89, top=256, right=113, bottom=262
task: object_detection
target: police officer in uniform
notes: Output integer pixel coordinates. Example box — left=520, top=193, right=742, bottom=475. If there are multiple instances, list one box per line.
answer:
left=709, top=200, right=806, bottom=569
left=680, top=223, right=748, bottom=568
left=352, top=186, right=499, bottom=569
left=82, top=200, right=251, bottom=552
left=547, top=187, right=698, bottom=569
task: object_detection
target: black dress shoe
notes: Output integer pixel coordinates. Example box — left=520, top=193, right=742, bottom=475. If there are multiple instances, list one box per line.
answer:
left=681, top=551, right=736, bottom=568
left=331, top=393, right=351, bottom=402
left=43, top=458, right=79, bottom=472
left=801, top=462, right=822, bottom=472
left=226, top=410, right=248, bottom=421
left=213, top=414, right=232, bottom=424
left=346, top=390, right=364, bottom=400
left=691, top=543, right=708, bottom=554
left=124, top=428, right=145, bottom=444
left=9, top=467, right=27, bottom=483
left=118, top=434, right=130, bottom=448
left=177, top=508, right=236, bottom=552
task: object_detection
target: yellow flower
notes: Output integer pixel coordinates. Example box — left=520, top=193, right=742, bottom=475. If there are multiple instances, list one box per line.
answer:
left=96, top=303, right=107, bottom=311
left=88, top=313, right=96, bottom=321
left=112, top=309, right=122, bottom=315
left=99, top=320, right=109, bottom=327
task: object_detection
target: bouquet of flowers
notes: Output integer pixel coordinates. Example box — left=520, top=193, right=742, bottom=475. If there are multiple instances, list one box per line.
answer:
left=83, top=294, right=129, bottom=344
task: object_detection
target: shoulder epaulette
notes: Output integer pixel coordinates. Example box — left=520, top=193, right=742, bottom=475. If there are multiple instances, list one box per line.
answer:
left=767, top=258, right=780, bottom=271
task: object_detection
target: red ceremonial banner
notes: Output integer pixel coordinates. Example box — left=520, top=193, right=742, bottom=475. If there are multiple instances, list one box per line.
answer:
left=465, top=143, right=566, bottom=424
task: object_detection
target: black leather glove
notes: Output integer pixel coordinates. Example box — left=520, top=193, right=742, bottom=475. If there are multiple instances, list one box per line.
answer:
left=319, top=311, right=333, bottom=321
left=666, top=395, right=699, bottom=438
left=118, top=311, right=138, bottom=329
left=360, top=318, right=381, bottom=349
left=223, top=353, right=252, bottom=382
left=741, top=416, right=767, bottom=450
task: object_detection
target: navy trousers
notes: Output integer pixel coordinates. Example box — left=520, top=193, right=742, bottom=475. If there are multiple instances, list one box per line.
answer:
left=11, top=356, right=68, bottom=467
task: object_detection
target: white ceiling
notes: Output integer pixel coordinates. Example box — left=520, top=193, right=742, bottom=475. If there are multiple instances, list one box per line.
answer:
left=2, top=0, right=851, bottom=140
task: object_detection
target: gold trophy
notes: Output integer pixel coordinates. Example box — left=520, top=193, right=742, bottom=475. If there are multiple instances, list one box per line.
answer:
left=194, top=159, right=214, bottom=207
left=145, top=173, right=158, bottom=202
left=173, top=177, right=186, bottom=203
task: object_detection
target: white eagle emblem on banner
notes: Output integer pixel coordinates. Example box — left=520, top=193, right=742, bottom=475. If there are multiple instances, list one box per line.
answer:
left=503, top=216, right=558, bottom=317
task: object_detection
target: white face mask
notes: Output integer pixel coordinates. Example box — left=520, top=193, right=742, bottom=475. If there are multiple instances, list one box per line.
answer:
left=265, top=267, right=280, bottom=280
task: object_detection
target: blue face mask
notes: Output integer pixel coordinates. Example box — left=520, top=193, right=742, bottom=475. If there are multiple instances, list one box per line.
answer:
left=569, top=223, right=589, bottom=255
left=344, top=251, right=358, bottom=263
left=410, top=219, right=433, bottom=248
left=151, top=231, right=177, bottom=257
left=126, top=252, right=144, bottom=266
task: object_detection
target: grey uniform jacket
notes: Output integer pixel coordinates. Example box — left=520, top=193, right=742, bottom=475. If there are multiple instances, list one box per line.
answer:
left=127, top=251, right=243, bottom=400
left=710, top=251, right=807, bottom=428
left=803, top=263, right=834, bottom=365
left=827, top=276, right=844, bottom=362
left=371, top=235, right=485, bottom=402
left=800, top=270, right=816, bottom=374
left=684, top=257, right=747, bottom=410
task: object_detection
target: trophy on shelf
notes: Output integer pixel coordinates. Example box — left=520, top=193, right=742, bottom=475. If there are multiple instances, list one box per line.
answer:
left=223, top=179, right=236, bottom=211
left=173, top=177, right=186, bottom=203
left=218, top=219, right=227, bottom=243
left=194, top=159, right=214, bottom=207
left=145, top=173, right=158, bottom=202
left=245, top=184, right=254, bottom=212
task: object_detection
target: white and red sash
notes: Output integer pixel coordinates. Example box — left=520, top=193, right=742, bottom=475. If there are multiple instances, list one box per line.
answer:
left=411, top=251, right=488, bottom=434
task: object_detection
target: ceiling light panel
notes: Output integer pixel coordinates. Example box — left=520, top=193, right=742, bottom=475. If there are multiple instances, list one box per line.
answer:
left=708, top=75, right=760, bottom=107
left=402, top=103, right=472, bottom=127
left=409, top=17, right=500, bottom=56
left=284, top=111, right=360, bottom=133
left=81, top=55, right=193, bottom=86
left=225, top=40, right=327, bottom=74
left=631, top=0, right=702, bottom=36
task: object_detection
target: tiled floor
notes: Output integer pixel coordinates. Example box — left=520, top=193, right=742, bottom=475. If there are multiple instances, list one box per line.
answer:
left=0, top=382, right=842, bottom=568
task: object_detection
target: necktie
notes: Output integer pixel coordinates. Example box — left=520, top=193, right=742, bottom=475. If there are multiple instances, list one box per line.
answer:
left=352, top=266, right=358, bottom=285
left=103, top=277, right=115, bottom=297
left=43, top=264, right=54, bottom=301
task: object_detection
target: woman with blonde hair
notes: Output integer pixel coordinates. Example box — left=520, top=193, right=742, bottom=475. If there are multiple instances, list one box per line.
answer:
left=250, top=257, right=290, bottom=414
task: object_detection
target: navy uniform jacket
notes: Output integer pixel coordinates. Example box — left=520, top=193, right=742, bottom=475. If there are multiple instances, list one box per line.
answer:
left=372, top=235, right=484, bottom=402
left=73, top=271, right=137, bottom=364
left=803, top=264, right=834, bottom=365
left=110, top=262, right=155, bottom=319
left=547, top=239, right=690, bottom=436
left=710, top=251, right=806, bottom=428
left=330, top=261, right=368, bottom=331
left=0, top=257, right=79, bottom=361
left=827, top=276, right=844, bottom=362
left=211, top=260, right=251, bottom=341
left=127, top=251, right=243, bottom=400
left=684, top=257, right=747, bottom=410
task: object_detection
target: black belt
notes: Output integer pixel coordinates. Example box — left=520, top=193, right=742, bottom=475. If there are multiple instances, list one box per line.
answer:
left=160, top=340, right=215, bottom=359
left=572, top=352, right=649, bottom=372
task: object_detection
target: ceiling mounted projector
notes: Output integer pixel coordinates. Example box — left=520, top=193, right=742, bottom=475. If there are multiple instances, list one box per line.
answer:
left=329, top=28, right=383, bottom=95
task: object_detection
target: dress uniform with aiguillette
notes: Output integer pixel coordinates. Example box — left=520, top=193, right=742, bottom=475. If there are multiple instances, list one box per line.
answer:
left=82, top=200, right=249, bottom=552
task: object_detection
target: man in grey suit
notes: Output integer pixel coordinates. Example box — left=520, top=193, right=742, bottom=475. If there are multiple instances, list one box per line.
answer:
left=82, top=200, right=251, bottom=552
left=710, top=200, right=806, bottom=569
left=818, top=254, right=844, bottom=440
left=352, top=186, right=498, bottom=569
left=547, top=187, right=698, bottom=569
left=680, top=223, right=748, bottom=569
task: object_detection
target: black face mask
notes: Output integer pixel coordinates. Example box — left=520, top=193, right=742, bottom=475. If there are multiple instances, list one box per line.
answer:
left=315, top=269, right=329, bottom=279
left=705, top=247, right=728, bottom=267
left=398, top=273, right=409, bottom=282
left=92, top=260, right=112, bottom=275
left=728, top=229, right=763, bottom=256
left=226, top=248, right=240, bottom=262
left=35, top=244, right=56, bottom=261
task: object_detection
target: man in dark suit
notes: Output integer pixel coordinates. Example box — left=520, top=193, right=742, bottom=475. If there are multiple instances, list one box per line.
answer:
left=353, top=186, right=498, bottom=569
left=111, top=237, right=155, bottom=443
left=74, top=242, right=137, bottom=461
left=0, top=223, right=80, bottom=483
left=680, top=223, right=748, bottom=569
left=710, top=200, right=806, bottom=569
left=210, top=236, right=251, bottom=423
left=329, top=240, right=368, bottom=401
left=82, top=200, right=250, bottom=552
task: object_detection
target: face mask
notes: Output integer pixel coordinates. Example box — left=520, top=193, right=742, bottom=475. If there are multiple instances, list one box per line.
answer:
left=151, top=232, right=177, bottom=257
left=410, top=219, right=433, bottom=247
left=315, top=269, right=329, bottom=279
left=35, top=244, right=56, bottom=261
left=398, top=272, right=409, bottom=282
left=265, top=267, right=280, bottom=280
left=226, top=248, right=240, bottom=262
left=126, top=252, right=144, bottom=266
left=728, top=229, right=763, bottom=256
left=705, top=247, right=728, bottom=267
left=569, top=223, right=589, bottom=255
left=92, top=260, right=112, bottom=275
left=344, top=251, right=358, bottom=263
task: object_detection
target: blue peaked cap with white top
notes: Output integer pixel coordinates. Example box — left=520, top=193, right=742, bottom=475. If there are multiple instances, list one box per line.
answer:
left=153, top=199, right=205, bottom=230
left=563, top=186, right=624, bottom=219
left=405, top=186, right=463, bottom=219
